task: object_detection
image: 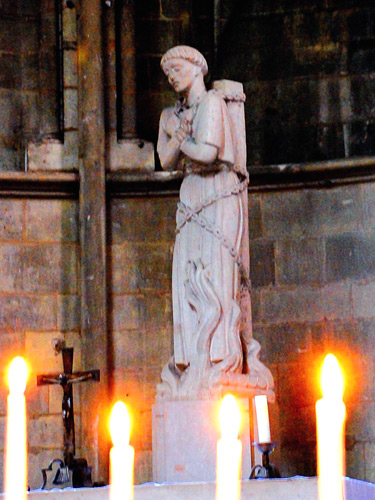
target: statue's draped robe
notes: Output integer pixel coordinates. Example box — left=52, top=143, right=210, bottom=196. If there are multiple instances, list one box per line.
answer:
left=160, top=90, right=245, bottom=369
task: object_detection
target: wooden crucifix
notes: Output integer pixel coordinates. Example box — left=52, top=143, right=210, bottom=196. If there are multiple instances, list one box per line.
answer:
left=37, top=347, right=100, bottom=471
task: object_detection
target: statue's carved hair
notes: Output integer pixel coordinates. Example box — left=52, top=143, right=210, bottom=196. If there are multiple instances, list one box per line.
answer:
left=161, top=45, right=208, bottom=76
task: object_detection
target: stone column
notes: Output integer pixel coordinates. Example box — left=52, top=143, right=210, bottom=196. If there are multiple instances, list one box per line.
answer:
left=77, top=0, right=109, bottom=483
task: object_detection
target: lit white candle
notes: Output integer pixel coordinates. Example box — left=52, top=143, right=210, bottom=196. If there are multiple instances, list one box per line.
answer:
left=216, top=394, right=242, bottom=500
left=316, top=354, right=346, bottom=500
left=4, top=357, right=28, bottom=500
left=109, top=401, right=134, bottom=500
left=254, top=395, right=271, bottom=443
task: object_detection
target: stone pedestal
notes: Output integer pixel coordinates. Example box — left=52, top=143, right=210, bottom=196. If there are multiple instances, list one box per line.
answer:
left=152, top=399, right=252, bottom=483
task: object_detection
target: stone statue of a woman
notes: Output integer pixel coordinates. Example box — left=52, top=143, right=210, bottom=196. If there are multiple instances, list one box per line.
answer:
left=157, top=45, right=273, bottom=400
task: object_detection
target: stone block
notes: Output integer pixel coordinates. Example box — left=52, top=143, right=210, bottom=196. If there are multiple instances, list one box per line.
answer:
left=250, top=239, right=275, bottom=287
left=361, top=181, right=375, bottom=230
left=28, top=140, right=64, bottom=171
left=28, top=415, right=64, bottom=448
left=62, top=130, right=79, bottom=169
left=353, top=282, right=375, bottom=318
left=253, top=323, right=315, bottom=365
left=134, top=449, right=153, bottom=486
left=111, top=294, right=145, bottom=331
left=0, top=90, right=22, bottom=136
left=63, top=4, right=77, bottom=43
left=0, top=201, right=23, bottom=243
left=326, top=233, right=375, bottom=282
left=111, top=243, right=172, bottom=293
left=63, top=49, right=77, bottom=88
left=152, top=399, right=251, bottom=483
left=20, top=53, right=39, bottom=91
left=347, top=402, right=375, bottom=442
left=21, top=244, right=78, bottom=293
left=278, top=358, right=321, bottom=409
left=346, top=441, right=366, bottom=482
left=0, top=332, right=25, bottom=369
left=0, top=244, right=23, bottom=292
left=250, top=288, right=261, bottom=325
left=144, top=326, right=173, bottom=371
left=364, top=442, right=375, bottom=483
left=26, top=384, right=49, bottom=418
left=109, top=136, right=155, bottom=172
left=26, top=199, right=78, bottom=242
left=0, top=417, right=5, bottom=451
left=276, top=238, right=324, bottom=285
left=57, top=294, right=80, bottom=331
left=248, top=194, right=262, bottom=239
left=21, top=91, right=40, bottom=136
left=64, top=88, right=78, bottom=129
left=260, top=286, right=322, bottom=324
left=25, top=331, right=65, bottom=375
left=110, top=197, right=177, bottom=244
left=0, top=295, right=57, bottom=331
left=320, top=283, right=352, bottom=320
left=262, top=184, right=364, bottom=240
left=111, top=367, right=149, bottom=410
left=112, top=328, right=146, bottom=371
left=0, top=53, right=19, bottom=89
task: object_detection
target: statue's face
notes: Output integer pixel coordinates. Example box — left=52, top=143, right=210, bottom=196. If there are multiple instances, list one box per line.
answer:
left=163, top=58, right=200, bottom=94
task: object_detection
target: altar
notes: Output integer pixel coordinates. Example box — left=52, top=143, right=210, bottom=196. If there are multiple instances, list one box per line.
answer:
left=1, top=477, right=374, bottom=500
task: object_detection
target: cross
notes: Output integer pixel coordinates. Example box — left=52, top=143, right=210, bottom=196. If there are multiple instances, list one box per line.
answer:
left=37, top=347, right=100, bottom=468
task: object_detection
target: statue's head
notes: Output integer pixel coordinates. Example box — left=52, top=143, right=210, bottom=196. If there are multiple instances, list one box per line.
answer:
left=161, top=45, right=208, bottom=94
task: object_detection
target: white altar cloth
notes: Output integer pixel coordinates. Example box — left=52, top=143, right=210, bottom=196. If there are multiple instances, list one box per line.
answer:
left=1, top=476, right=374, bottom=500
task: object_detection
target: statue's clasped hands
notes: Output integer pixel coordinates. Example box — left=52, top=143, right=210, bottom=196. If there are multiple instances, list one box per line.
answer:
left=175, top=113, right=193, bottom=145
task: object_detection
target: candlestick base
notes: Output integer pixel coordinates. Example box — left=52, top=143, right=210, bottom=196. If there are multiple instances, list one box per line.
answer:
left=249, top=442, right=281, bottom=479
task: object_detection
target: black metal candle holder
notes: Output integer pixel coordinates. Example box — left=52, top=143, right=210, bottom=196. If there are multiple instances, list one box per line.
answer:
left=249, top=442, right=281, bottom=479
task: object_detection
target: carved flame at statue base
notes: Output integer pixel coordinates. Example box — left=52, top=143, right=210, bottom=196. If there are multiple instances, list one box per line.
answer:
left=156, top=259, right=274, bottom=402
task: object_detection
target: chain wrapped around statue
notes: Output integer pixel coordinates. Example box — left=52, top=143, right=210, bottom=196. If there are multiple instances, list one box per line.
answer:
left=156, top=45, right=274, bottom=401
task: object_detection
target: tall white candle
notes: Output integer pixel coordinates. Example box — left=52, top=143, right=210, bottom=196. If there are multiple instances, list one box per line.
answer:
left=4, top=357, right=28, bottom=500
left=316, top=354, right=346, bottom=500
left=216, top=394, right=242, bottom=500
left=109, top=401, right=134, bottom=500
left=254, top=395, right=271, bottom=443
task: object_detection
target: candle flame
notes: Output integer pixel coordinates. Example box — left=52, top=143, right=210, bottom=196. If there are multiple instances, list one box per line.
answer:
left=321, top=354, right=344, bottom=400
left=219, top=394, right=241, bottom=440
left=110, top=401, right=131, bottom=447
left=8, top=357, right=28, bottom=394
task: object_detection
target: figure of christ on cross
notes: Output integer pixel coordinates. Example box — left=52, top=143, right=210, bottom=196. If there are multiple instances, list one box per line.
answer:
left=37, top=346, right=100, bottom=488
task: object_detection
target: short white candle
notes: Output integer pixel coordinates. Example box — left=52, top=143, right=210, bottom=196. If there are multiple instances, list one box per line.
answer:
left=4, top=357, right=28, bottom=500
left=216, top=394, right=242, bottom=500
left=109, top=401, right=134, bottom=500
left=316, top=354, right=346, bottom=500
left=254, top=395, right=271, bottom=443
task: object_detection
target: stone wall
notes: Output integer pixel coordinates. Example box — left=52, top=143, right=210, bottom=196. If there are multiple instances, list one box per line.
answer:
left=216, top=0, right=375, bottom=165
left=250, top=181, right=375, bottom=480
left=1, top=183, right=375, bottom=486
left=0, top=199, right=80, bottom=490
